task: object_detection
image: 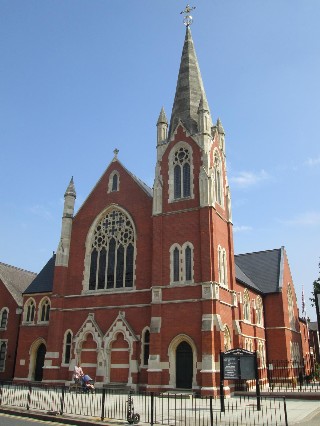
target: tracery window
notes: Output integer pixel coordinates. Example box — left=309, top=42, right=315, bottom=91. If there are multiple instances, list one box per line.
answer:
left=88, top=208, right=135, bottom=290
left=0, top=341, right=7, bottom=372
left=24, top=299, right=36, bottom=323
left=170, top=243, right=194, bottom=284
left=0, top=308, right=8, bottom=329
left=39, top=298, right=50, bottom=323
left=224, top=326, right=232, bottom=351
left=63, top=330, right=73, bottom=364
left=243, top=289, right=251, bottom=322
left=169, top=144, right=193, bottom=203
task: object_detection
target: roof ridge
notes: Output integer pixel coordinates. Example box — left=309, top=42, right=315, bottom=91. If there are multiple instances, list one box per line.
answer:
left=0, top=262, right=37, bottom=276
left=235, top=248, right=281, bottom=257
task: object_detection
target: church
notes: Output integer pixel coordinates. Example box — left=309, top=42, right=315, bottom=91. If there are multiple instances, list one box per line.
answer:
left=0, top=14, right=310, bottom=395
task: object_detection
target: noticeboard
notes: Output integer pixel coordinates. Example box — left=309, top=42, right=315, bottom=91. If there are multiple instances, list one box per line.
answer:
left=223, top=356, right=239, bottom=380
left=222, top=349, right=256, bottom=380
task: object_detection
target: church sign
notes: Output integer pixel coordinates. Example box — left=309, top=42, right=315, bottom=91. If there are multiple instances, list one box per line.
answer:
left=220, top=349, right=260, bottom=412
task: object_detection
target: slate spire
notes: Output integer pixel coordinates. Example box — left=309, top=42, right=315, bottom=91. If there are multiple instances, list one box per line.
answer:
left=168, top=26, right=210, bottom=140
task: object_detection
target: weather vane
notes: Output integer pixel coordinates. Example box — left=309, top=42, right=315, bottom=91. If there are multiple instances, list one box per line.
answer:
left=180, top=4, right=196, bottom=27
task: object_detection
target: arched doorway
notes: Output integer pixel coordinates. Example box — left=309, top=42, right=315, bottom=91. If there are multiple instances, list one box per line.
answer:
left=176, top=341, right=193, bottom=389
left=34, top=343, right=46, bottom=381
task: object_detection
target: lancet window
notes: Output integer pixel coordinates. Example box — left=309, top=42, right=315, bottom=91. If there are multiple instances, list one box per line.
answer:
left=24, top=299, right=36, bottom=323
left=0, top=308, right=8, bottom=329
left=63, top=330, right=73, bottom=364
left=170, top=242, right=194, bottom=284
left=39, top=298, right=50, bottom=323
left=0, top=341, right=7, bottom=372
left=169, top=144, right=193, bottom=202
left=88, top=208, right=135, bottom=290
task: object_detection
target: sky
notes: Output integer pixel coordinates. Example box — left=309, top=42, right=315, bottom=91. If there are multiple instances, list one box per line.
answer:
left=1, top=1, right=320, bottom=321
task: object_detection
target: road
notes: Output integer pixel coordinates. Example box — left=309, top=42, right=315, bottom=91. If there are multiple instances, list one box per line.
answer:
left=0, top=412, right=78, bottom=426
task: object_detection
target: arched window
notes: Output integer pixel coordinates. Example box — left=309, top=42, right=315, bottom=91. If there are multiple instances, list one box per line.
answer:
left=0, top=341, right=7, bottom=372
left=108, top=171, right=120, bottom=193
left=169, top=145, right=193, bottom=202
left=173, top=247, right=180, bottom=282
left=63, top=331, right=73, bottom=364
left=224, top=326, right=232, bottom=351
left=214, top=154, right=223, bottom=205
left=39, top=298, right=50, bottom=323
left=257, top=340, right=266, bottom=367
left=142, top=329, right=150, bottom=366
left=0, top=308, right=8, bottom=329
left=112, top=174, right=118, bottom=191
left=185, top=245, right=192, bottom=281
left=170, top=243, right=194, bottom=284
left=88, top=208, right=135, bottom=290
left=256, top=296, right=263, bottom=326
left=24, top=299, right=36, bottom=323
left=243, top=289, right=251, bottom=322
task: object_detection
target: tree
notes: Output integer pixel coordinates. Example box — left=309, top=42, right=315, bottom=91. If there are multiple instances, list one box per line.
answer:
left=310, top=261, right=320, bottom=307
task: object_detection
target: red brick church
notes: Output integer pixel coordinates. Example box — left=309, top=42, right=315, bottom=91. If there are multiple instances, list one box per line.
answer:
left=0, top=22, right=310, bottom=395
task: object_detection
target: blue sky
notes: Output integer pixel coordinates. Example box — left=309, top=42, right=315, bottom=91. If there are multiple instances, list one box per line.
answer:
left=1, top=1, right=319, bottom=320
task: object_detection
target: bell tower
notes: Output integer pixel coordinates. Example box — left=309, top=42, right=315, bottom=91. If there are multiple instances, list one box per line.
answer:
left=149, top=5, right=237, bottom=396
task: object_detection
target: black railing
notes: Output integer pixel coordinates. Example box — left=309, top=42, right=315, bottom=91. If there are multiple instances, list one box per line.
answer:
left=0, top=382, right=293, bottom=425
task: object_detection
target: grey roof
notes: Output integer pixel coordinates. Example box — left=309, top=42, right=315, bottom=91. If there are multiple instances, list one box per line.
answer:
left=0, top=262, right=37, bottom=305
left=168, top=27, right=210, bottom=140
left=234, top=263, right=261, bottom=293
left=24, top=254, right=56, bottom=294
left=235, top=248, right=283, bottom=294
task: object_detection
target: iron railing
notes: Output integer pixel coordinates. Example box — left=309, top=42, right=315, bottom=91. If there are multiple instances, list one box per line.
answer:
left=0, top=382, right=292, bottom=425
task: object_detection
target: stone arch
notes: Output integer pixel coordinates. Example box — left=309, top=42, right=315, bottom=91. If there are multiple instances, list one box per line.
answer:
left=28, top=337, right=46, bottom=381
left=168, top=334, right=198, bottom=389
left=104, top=312, right=138, bottom=385
left=73, top=313, right=104, bottom=380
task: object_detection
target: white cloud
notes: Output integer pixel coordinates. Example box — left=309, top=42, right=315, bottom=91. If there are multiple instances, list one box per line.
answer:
left=282, top=211, right=320, bottom=226
left=233, top=225, right=253, bottom=233
left=230, top=170, right=269, bottom=188
left=304, top=157, right=320, bottom=167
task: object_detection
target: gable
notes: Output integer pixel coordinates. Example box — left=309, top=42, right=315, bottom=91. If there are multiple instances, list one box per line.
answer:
left=0, top=262, right=37, bottom=305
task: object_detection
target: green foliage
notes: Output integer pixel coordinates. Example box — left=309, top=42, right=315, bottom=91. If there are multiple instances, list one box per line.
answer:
left=310, top=261, right=320, bottom=307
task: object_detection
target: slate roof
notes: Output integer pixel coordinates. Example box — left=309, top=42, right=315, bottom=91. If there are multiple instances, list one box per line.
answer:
left=0, top=262, right=37, bottom=305
left=235, top=248, right=283, bottom=294
left=24, top=254, right=56, bottom=294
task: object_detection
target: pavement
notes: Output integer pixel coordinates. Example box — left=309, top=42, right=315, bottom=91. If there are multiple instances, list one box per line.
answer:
left=0, top=394, right=320, bottom=425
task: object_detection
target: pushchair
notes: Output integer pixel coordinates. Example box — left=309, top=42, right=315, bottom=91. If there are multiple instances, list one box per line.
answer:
left=81, top=374, right=95, bottom=393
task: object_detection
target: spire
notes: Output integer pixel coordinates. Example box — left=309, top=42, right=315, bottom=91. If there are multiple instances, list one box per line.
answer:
left=168, top=26, right=210, bottom=140
left=157, top=107, right=168, bottom=125
left=64, top=176, right=76, bottom=198
left=157, top=107, right=168, bottom=145
left=216, top=118, right=225, bottom=135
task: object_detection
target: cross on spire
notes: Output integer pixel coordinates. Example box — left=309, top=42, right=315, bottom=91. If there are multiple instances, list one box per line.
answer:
left=180, top=4, right=196, bottom=27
